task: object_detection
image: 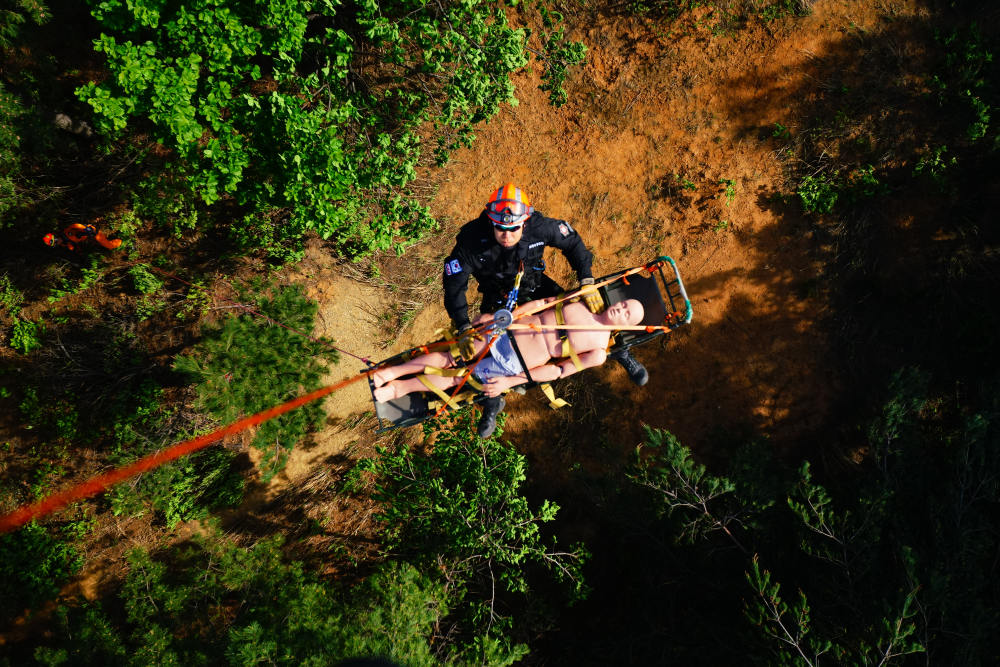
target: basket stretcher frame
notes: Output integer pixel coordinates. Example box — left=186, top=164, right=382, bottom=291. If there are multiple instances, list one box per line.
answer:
left=365, top=256, right=692, bottom=433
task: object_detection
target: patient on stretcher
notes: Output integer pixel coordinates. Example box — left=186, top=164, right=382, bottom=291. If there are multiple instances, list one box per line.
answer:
left=372, top=298, right=644, bottom=402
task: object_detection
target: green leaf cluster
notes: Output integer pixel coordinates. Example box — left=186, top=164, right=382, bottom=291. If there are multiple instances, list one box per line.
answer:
left=355, top=410, right=589, bottom=630
left=0, top=521, right=81, bottom=617
left=127, top=263, right=163, bottom=294
left=31, top=529, right=521, bottom=666
left=79, top=0, right=583, bottom=260
left=174, top=283, right=338, bottom=480
left=10, top=314, right=44, bottom=354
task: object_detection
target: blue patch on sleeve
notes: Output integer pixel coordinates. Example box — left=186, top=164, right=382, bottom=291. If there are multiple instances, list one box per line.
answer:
left=445, top=259, right=462, bottom=276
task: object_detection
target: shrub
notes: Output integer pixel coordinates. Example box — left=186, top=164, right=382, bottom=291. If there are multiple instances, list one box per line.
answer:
left=32, top=531, right=526, bottom=666
left=797, top=174, right=838, bottom=213
left=47, top=255, right=104, bottom=303
left=0, top=272, right=23, bottom=315
left=173, top=284, right=338, bottom=481
left=10, top=315, right=44, bottom=354
left=0, top=521, right=82, bottom=617
left=127, top=264, right=163, bottom=295
left=355, top=410, right=590, bottom=611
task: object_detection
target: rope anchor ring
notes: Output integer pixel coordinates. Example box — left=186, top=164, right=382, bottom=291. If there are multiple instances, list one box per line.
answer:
left=491, top=309, right=513, bottom=333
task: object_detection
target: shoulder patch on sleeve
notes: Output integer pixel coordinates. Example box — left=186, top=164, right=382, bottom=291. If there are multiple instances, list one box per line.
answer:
left=445, top=259, right=463, bottom=276
left=558, top=222, right=574, bottom=237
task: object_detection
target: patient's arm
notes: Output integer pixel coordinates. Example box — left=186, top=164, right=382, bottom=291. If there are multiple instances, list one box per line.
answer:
left=480, top=349, right=608, bottom=397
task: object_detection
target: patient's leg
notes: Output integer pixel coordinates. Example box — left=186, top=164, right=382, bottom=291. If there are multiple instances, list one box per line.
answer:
left=373, top=373, right=460, bottom=403
left=372, top=350, right=456, bottom=387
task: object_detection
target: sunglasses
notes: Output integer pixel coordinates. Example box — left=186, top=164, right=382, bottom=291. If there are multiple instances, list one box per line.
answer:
left=492, top=221, right=524, bottom=232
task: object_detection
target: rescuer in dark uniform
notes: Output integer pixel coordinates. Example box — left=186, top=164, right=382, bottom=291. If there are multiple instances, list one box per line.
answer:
left=443, top=183, right=648, bottom=437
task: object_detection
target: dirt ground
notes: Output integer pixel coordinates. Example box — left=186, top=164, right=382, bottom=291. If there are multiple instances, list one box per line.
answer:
left=254, top=0, right=937, bottom=493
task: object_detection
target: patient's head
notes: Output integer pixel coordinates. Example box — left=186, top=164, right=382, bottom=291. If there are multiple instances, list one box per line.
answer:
left=606, top=299, right=644, bottom=327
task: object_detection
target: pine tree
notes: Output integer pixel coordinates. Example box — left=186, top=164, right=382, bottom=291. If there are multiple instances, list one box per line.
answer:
left=174, top=284, right=339, bottom=481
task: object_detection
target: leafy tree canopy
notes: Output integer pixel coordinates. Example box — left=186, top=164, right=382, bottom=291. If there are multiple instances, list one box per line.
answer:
left=80, top=0, right=585, bottom=260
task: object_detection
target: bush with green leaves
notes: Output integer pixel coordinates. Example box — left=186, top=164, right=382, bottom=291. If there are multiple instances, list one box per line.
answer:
left=127, top=263, right=162, bottom=295
left=931, top=23, right=995, bottom=145
left=797, top=174, right=839, bottom=214
left=0, top=521, right=82, bottom=618
left=47, top=255, right=105, bottom=303
left=112, top=444, right=245, bottom=526
left=355, top=410, right=589, bottom=639
left=31, top=530, right=525, bottom=666
left=10, top=314, right=43, bottom=353
left=174, top=283, right=338, bottom=480
left=79, top=0, right=585, bottom=260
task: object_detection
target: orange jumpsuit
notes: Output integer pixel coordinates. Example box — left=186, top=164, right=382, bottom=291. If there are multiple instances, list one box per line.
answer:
left=61, top=224, right=121, bottom=250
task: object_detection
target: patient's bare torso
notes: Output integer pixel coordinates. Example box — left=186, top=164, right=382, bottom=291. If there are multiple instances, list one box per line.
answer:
left=510, top=302, right=611, bottom=368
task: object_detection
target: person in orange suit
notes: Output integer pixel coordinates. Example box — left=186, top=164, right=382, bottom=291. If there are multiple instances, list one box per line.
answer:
left=43, top=224, right=121, bottom=251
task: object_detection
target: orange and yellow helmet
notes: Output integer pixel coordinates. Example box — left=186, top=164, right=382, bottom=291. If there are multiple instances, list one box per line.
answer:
left=485, top=183, right=533, bottom=226
left=42, top=233, right=58, bottom=247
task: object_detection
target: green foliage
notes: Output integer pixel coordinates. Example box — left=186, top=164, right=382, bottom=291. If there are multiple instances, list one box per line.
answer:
left=33, top=530, right=523, bottom=666
left=912, top=145, right=957, bottom=193
left=0, top=81, right=23, bottom=173
left=114, top=445, right=245, bottom=526
left=675, top=173, right=697, bottom=191
left=100, top=379, right=243, bottom=524
left=0, top=0, right=49, bottom=50
left=773, top=122, right=792, bottom=139
left=47, top=255, right=105, bottom=303
left=10, top=315, right=44, bottom=354
left=797, top=174, right=838, bottom=213
left=175, top=277, right=211, bottom=320
left=104, top=207, right=143, bottom=240
left=629, top=427, right=751, bottom=547
left=745, top=557, right=834, bottom=665
left=0, top=521, right=81, bottom=617
left=746, top=555, right=924, bottom=666
left=841, top=165, right=888, bottom=204
left=718, top=177, right=736, bottom=206
left=152, top=447, right=245, bottom=526
left=128, top=264, right=163, bottom=295
left=355, top=410, right=590, bottom=618
left=174, top=284, right=338, bottom=480
left=80, top=0, right=583, bottom=259
left=933, top=23, right=995, bottom=144
left=0, top=272, right=23, bottom=315
left=19, top=385, right=78, bottom=440
left=535, top=6, right=588, bottom=107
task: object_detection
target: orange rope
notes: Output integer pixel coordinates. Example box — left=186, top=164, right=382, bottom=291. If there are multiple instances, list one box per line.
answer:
left=0, top=373, right=369, bottom=534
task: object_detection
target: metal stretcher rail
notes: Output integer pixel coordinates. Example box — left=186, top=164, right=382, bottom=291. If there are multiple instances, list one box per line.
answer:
left=366, top=256, right=692, bottom=433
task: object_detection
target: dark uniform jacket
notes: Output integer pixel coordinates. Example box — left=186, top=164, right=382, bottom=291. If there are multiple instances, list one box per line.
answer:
left=443, top=211, right=594, bottom=328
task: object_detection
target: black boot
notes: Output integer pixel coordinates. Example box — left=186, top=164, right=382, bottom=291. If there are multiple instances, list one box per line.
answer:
left=477, top=396, right=506, bottom=438
left=609, top=348, right=648, bottom=386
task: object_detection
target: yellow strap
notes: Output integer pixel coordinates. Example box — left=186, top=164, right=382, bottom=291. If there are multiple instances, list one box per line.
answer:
left=418, top=375, right=465, bottom=410
left=561, top=339, right=585, bottom=372
left=423, top=365, right=485, bottom=392
left=539, top=382, right=570, bottom=409
left=555, top=293, right=584, bottom=371
left=435, top=327, right=463, bottom=363
left=427, top=390, right=479, bottom=412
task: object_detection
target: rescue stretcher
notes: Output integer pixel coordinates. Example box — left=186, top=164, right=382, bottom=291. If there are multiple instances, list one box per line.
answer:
left=366, top=256, right=693, bottom=433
